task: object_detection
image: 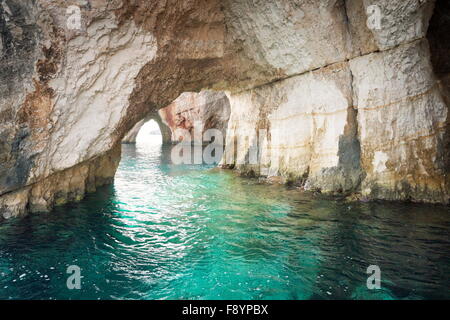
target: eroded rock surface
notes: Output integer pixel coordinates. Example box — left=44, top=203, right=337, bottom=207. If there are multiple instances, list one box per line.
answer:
left=159, top=91, right=231, bottom=145
left=222, top=62, right=362, bottom=194
left=0, top=0, right=449, bottom=218
left=350, top=40, right=448, bottom=202
left=222, top=0, right=449, bottom=203
left=0, top=144, right=120, bottom=218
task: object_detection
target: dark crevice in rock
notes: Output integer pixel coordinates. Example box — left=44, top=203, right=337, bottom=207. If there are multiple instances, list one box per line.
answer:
left=427, top=0, right=450, bottom=201
left=427, top=0, right=450, bottom=76
left=335, top=0, right=365, bottom=195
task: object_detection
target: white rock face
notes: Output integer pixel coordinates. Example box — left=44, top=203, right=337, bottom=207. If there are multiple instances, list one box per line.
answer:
left=350, top=39, right=448, bottom=202
left=0, top=2, right=160, bottom=216
left=223, top=63, right=362, bottom=192
left=360, top=0, right=435, bottom=50
left=224, top=0, right=351, bottom=76
left=36, top=19, right=157, bottom=180
left=219, top=0, right=449, bottom=203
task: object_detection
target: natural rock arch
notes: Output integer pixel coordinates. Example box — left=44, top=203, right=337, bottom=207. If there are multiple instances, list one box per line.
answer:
left=0, top=0, right=449, bottom=218
left=122, top=113, right=171, bottom=145
left=122, top=90, right=231, bottom=145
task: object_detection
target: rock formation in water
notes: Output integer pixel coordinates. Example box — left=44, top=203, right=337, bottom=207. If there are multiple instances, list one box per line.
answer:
left=0, top=0, right=449, bottom=218
left=121, top=112, right=171, bottom=144
left=159, top=91, right=231, bottom=145
left=122, top=91, right=230, bottom=145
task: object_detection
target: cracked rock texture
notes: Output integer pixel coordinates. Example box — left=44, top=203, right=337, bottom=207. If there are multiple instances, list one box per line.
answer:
left=0, top=0, right=449, bottom=218
left=350, top=40, right=448, bottom=203
left=222, top=62, right=362, bottom=195
left=222, top=0, right=449, bottom=203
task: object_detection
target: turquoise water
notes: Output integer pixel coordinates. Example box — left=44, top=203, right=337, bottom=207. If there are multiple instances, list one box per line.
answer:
left=0, top=134, right=449, bottom=300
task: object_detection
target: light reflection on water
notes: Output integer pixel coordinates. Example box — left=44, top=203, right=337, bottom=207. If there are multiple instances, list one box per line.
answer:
left=0, top=129, right=449, bottom=300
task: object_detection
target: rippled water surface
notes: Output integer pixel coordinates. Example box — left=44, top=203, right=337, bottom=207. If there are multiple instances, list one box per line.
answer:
left=1, top=129, right=449, bottom=300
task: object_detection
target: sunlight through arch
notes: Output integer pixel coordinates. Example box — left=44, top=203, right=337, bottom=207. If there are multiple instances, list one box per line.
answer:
left=136, top=119, right=163, bottom=147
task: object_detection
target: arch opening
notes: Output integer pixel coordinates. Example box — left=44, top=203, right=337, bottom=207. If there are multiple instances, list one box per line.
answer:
left=136, top=119, right=163, bottom=147
left=122, top=112, right=172, bottom=146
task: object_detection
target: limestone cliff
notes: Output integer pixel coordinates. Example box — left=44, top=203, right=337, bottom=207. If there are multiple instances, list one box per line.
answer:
left=0, top=0, right=448, bottom=218
left=222, top=0, right=449, bottom=203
